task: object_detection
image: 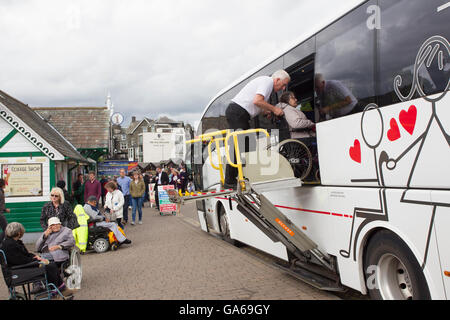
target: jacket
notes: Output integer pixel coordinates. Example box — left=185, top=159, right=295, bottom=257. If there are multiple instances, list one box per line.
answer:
left=154, top=171, right=169, bottom=186
left=83, top=203, right=104, bottom=222
left=36, top=226, right=75, bottom=262
left=40, top=201, right=80, bottom=231
left=277, top=102, right=315, bottom=139
left=104, top=189, right=125, bottom=219
left=0, top=237, right=36, bottom=266
left=72, top=205, right=89, bottom=253
left=129, top=179, right=145, bottom=198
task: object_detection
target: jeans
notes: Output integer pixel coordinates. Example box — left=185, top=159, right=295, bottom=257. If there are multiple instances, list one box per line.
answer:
left=131, top=197, right=143, bottom=222
left=123, top=194, right=131, bottom=222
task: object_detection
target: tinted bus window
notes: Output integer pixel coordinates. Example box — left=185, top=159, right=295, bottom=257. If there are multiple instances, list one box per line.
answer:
left=315, top=0, right=377, bottom=121
left=377, top=0, right=450, bottom=107
left=198, top=100, right=220, bottom=135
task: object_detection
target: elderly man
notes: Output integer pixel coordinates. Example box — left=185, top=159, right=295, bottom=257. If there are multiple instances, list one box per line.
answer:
left=224, top=69, right=291, bottom=187
left=83, top=196, right=131, bottom=246
left=314, top=73, right=358, bottom=120
left=35, top=217, right=75, bottom=264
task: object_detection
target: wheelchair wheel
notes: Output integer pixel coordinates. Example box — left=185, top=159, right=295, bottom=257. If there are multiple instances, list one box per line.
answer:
left=93, top=238, right=109, bottom=253
left=277, top=139, right=312, bottom=180
left=65, top=248, right=82, bottom=290
left=9, top=292, right=26, bottom=300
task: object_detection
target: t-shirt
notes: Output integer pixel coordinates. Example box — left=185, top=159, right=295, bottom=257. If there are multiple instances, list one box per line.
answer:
left=231, top=76, right=274, bottom=118
left=322, top=80, right=357, bottom=119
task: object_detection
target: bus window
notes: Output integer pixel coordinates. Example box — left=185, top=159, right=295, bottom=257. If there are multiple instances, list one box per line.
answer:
left=377, top=0, right=450, bottom=107
left=315, top=0, right=377, bottom=122
left=198, top=99, right=221, bottom=135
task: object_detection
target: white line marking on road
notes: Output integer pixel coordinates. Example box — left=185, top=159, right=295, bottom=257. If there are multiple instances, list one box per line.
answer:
left=437, top=2, right=450, bottom=12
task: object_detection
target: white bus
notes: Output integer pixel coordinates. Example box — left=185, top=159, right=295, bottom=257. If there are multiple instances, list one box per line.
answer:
left=188, top=0, right=449, bottom=300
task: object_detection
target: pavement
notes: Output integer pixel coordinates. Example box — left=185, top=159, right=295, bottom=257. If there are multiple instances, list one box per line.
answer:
left=0, top=202, right=342, bottom=300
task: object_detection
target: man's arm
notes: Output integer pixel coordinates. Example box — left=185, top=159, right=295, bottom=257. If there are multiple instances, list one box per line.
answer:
left=253, top=94, right=284, bottom=117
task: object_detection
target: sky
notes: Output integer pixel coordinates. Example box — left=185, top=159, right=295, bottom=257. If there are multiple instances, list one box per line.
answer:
left=0, top=0, right=363, bottom=128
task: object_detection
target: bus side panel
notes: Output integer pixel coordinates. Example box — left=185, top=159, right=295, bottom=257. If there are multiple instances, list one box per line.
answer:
left=341, top=188, right=446, bottom=298
left=432, top=190, right=450, bottom=299
left=316, top=95, right=449, bottom=190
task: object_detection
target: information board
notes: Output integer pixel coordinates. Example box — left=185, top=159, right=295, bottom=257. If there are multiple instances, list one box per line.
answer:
left=158, top=185, right=178, bottom=214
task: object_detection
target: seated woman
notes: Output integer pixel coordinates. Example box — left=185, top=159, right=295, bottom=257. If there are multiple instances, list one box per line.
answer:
left=35, top=217, right=75, bottom=265
left=84, top=195, right=131, bottom=246
left=1, top=222, right=74, bottom=298
left=276, top=91, right=316, bottom=142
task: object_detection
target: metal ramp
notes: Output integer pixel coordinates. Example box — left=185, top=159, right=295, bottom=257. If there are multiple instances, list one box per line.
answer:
left=181, top=129, right=343, bottom=291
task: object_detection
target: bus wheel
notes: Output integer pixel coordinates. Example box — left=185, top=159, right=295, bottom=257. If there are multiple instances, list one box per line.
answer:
left=218, top=205, right=238, bottom=246
left=364, top=230, right=430, bottom=300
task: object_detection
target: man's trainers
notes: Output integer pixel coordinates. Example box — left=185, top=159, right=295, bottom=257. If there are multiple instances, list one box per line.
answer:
left=138, top=221, right=142, bottom=225
left=131, top=221, right=135, bottom=225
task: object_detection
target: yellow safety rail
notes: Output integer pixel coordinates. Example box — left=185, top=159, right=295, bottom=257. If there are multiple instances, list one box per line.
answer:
left=224, top=129, right=270, bottom=190
left=186, top=128, right=270, bottom=191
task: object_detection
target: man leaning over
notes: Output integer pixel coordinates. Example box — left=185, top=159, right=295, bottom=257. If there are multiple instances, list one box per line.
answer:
left=224, top=69, right=290, bottom=188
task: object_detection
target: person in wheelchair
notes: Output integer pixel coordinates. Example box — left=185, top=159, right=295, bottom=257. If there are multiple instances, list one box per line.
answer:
left=275, top=91, right=319, bottom=181
left=84, top=196, right=131, bottom=246
left=1, top=222, right=74, bottom=299
left=276, top=91, right=316, bottom=141
left=35, top=217, right=75, bottom=265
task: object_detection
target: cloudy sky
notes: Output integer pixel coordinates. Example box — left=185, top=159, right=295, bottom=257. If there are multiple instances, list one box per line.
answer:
left=0, top=0, right=362, bottom=128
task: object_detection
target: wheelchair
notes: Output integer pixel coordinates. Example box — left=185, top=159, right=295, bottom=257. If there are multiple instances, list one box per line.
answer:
left=0, top=249, right=73, bottom=300
left=87, top=219, right=124, bottom=253
left=276, top=138, right=320, bottom=181
left=266, top=116, right=320, bottom=182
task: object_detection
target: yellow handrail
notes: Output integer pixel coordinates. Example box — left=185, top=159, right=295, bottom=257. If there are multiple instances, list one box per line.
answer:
left=185, top=128, right=270, bottom=190
left=224, top=129, right=270, bottom=190
left=207, top=137, right=226, bottom=185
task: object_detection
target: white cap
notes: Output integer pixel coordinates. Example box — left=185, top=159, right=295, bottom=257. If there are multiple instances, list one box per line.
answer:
left=48, top=217, right=61, bottom=226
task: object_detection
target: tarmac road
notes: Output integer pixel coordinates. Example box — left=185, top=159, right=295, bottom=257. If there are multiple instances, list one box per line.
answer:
left=0, top=202, right=356, bottom=300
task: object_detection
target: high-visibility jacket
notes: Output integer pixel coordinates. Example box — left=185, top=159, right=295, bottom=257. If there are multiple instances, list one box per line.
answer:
left=72, top=205, right=89, bottom=252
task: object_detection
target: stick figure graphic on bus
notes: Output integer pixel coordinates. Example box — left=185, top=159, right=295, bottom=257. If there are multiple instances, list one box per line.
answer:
left=339, top=35, right=450, bottom=265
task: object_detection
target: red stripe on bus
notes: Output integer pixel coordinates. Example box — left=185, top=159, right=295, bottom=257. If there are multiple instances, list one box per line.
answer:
left=214, top=197, right=352, bottom=219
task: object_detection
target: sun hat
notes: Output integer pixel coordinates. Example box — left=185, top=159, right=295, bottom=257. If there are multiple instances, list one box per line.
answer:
left=48, top=217, right=61, bottom=226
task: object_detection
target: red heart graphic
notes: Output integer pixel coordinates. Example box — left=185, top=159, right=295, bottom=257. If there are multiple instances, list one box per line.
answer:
left=387, top=118, right=401, bottom=141
left=399, top=105, right=417, bottom=135
left=349, top=139, right=361, bottom=163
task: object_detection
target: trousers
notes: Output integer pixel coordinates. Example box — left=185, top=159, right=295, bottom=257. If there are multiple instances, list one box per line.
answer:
left=225, top=103, right=251, bottom=185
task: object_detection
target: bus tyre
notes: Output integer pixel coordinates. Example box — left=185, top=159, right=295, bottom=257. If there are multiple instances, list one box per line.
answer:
left=364, top=230, right=430, bottom=300
left=218, top=205, right=238, bottom=246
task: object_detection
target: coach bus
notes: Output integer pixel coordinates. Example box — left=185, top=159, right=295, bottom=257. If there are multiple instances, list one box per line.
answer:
left=188, top=0, right=449, bottom=300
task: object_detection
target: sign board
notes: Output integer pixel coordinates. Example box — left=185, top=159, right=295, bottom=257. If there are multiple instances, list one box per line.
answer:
left=143, top=132, right=175, bottom=163
left=158, top=185, right=178, bottom=214
left=2, top=163, right=43, bottom=197
left=97, top=161, right=138, bottom=177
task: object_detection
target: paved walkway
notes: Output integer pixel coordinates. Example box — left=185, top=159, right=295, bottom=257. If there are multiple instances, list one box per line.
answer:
left=0, top=203, right=340, bottom=300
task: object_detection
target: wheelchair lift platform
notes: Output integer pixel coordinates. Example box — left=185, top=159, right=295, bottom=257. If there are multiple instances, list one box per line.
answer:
left=182, top=129, right=343, bottom=291
left=170, top=177, right=341, bottom=290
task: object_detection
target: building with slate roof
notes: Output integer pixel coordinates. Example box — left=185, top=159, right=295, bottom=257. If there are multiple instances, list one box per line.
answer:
left=33, top=106, right=110, bottom=164
left=0, top=90, right=89, bottom=234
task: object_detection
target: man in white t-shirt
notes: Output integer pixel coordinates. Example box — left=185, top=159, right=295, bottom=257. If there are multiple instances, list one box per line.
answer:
left=314, top=73, right=357, bottom=120
left=224, top=70, right=291, bottom=187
